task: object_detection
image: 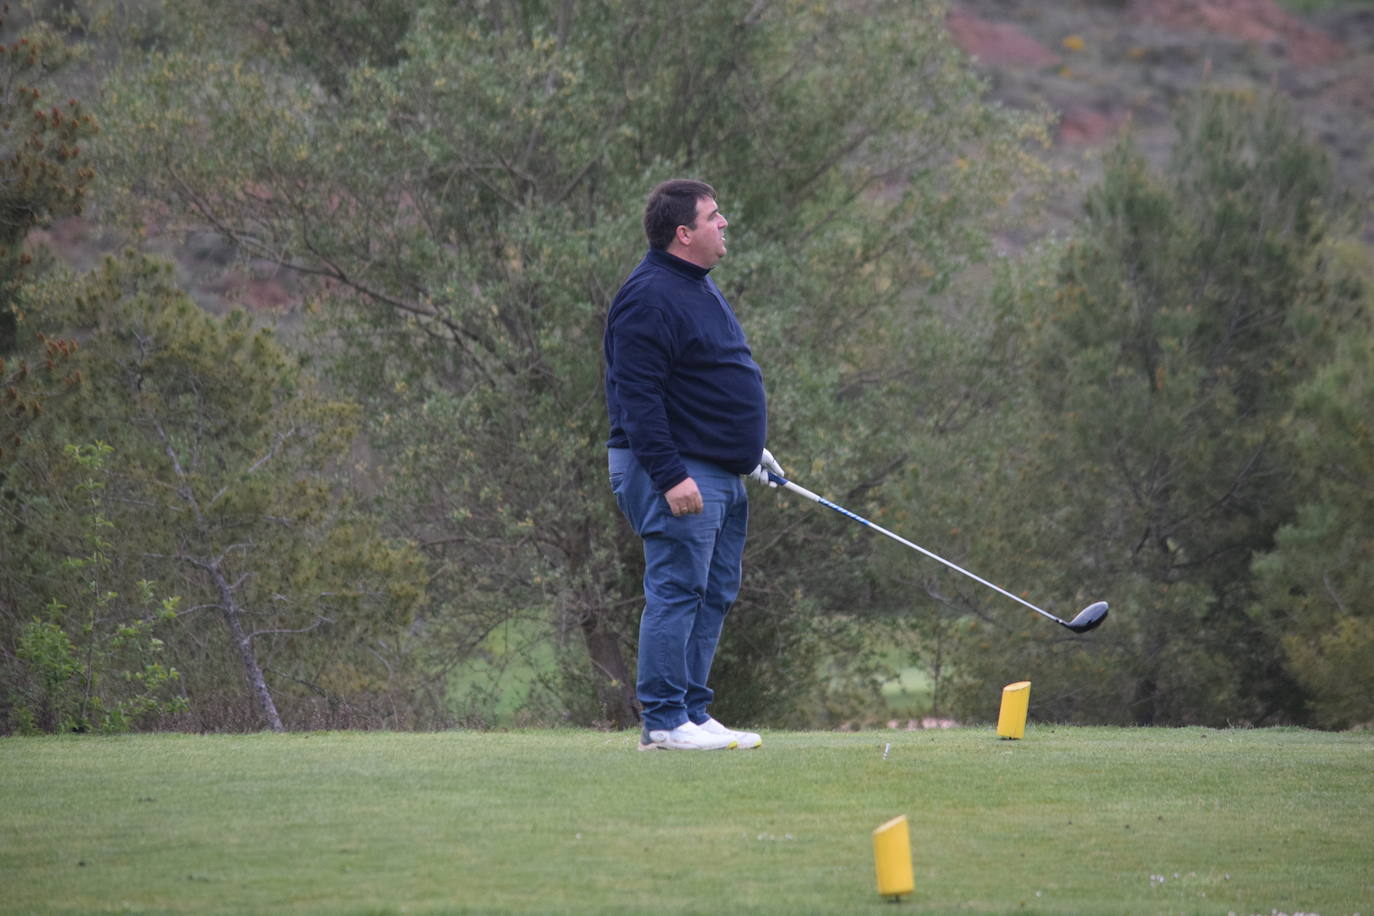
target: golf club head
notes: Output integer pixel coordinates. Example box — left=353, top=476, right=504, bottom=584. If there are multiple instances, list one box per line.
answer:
left=1063, top=601, right=1109, bottom=633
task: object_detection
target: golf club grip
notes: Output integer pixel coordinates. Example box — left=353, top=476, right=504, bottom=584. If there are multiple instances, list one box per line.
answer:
left=767, top=472, right=1063, bottom=625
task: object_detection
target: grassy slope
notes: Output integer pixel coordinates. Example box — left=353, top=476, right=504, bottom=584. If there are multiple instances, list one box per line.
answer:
left=1, top=728, right=1370, bottom=915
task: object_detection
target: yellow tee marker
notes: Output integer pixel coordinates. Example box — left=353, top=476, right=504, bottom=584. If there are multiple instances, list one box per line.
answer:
left=872, top=814, right=915, bottom=901
left=997, top=680, right=1032, bottom=740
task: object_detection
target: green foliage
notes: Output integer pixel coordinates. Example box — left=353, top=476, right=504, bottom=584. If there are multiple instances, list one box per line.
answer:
left=0, top=13, right=96, bottom=353
left=93, top=0, right=1050, bottom=725
left=241, top=0, right=414, bottom=96
left=11, top=614, right=79, bottom=732
left=938, top=91, right=1367, bottom=726
left=0, top=11, right=94, bottom=464
left=1281, top=615, right=1374, bottom=728
left=0, top=330, right=80, bottom=461
left=6, top=441, right=186, bottom=734
left=2, top=251, right=430, bottom=731
left=1251, top=288, right=1374, bottom=728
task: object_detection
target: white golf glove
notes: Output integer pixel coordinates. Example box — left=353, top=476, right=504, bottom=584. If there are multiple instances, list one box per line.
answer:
left=747, top=448, right=785, bottom=487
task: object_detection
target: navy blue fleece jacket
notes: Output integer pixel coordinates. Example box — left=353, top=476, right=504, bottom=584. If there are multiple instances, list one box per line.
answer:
left=604, top=248, right=767, bottom=493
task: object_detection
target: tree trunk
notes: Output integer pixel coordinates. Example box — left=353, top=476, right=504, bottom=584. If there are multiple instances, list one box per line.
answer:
left=208, top=561, right=285, bottom=733
left=578, top=614, right=639, bottom=729
left=1131, top=674, right=1158, bottom=726
left=566, top=533, right=640, bottom=729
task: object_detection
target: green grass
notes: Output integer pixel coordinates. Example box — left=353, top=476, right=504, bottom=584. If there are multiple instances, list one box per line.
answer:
left=2, top=728, right=1371, bottom=915
left=879, top=666, right=935, bottom=718
left=445, top=617, right=560, bottom=727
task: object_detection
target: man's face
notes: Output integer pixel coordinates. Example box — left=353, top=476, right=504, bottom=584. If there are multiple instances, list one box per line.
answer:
left=677, top=196, right=728, bottom=268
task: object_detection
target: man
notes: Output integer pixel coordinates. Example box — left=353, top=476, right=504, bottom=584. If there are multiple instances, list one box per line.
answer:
left=604, top=179, right=783, bottom=752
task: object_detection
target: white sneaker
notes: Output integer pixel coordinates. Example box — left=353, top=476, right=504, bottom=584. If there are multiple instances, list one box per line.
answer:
left=697, top=717, right=762, bottom=749
left=638, top=720, right=737, bottom=751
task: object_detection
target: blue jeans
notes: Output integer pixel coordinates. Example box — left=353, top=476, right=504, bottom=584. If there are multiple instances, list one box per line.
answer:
left=608, top=449, right=749, bottom=733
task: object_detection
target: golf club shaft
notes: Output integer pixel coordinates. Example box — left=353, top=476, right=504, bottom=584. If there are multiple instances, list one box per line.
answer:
left=768, top=472, right=1068, bottom=627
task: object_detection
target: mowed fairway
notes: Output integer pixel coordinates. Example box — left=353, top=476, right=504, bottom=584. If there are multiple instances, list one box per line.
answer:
left=1, top=728, right=1370, bottom=915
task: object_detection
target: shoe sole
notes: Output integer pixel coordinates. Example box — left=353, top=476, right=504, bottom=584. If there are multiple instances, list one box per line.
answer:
left=637, top=739, right=738, bottom=751
left=704, top=730, right=762, bottom=749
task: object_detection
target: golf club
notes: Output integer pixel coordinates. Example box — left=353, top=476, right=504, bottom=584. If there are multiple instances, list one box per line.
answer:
left=767, top=472, right=1108, bottom=634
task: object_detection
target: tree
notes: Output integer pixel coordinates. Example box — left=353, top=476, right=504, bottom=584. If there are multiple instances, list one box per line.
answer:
left=1, top=331, right=80, bottom=460
left=0, top=12, right=93, bottom=507
left=6, top=441, right=187, bottom=734
left=1251, top=294, right=1374, bottom=729
left=3, top=252, right=427, bottom=732
left=0, top=14, right=96, bottom=355
left=937, top=91, right=1366, bottom=725
left=94, top=0, right=1048, bottom=726
left=0, top=12, right=105, bottom=733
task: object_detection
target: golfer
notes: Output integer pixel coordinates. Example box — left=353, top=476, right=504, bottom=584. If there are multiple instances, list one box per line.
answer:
left=604, top=179, right=782, bottom=751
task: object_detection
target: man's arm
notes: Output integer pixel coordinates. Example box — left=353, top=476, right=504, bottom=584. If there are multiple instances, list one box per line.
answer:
left=606, top=303, right=691, bottom=494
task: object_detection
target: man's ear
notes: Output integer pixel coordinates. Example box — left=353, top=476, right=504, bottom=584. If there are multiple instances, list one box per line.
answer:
left=675, top=223, right=693, bottom=246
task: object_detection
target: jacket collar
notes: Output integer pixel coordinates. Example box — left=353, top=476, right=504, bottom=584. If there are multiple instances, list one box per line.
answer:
left=646, top=247, right=711, bottom=280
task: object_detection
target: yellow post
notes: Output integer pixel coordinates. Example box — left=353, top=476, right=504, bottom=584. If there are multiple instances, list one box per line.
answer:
left=872, top=814, right=914, bottom=901
left=997, top=680, right=1032, bottom=739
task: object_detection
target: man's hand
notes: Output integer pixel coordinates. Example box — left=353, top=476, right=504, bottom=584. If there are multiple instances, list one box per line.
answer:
left=747, top=448, right=785, bottom=487
left=664, top=477, right=703, bottom=516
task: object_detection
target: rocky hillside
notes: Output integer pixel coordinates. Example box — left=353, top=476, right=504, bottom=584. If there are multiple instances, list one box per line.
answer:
left=948, top=0, right=1374, bottom=244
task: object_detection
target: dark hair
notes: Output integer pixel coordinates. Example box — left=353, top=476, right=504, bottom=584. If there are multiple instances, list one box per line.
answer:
left=643, top=179, right=716, bottom=250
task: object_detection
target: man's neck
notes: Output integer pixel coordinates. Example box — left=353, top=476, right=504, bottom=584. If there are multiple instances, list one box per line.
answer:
left=665, top=243, right=715, bottom=270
